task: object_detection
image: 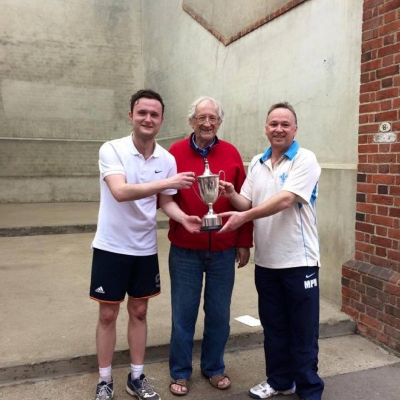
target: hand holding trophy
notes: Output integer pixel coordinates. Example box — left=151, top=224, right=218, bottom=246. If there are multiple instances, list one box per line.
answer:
left=196, top=158, right=225, bottom=231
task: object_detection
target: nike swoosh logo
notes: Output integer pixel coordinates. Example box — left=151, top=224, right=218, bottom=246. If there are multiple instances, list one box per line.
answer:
left=306, top=273, right=315, bottom=279
left=155, top=170, right=162, bottom=173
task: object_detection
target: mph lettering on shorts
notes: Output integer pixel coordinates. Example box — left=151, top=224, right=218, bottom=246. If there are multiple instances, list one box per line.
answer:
left=304, top=278, right=318, bottom=289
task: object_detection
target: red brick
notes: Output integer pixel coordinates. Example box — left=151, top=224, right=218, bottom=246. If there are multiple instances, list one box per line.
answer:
left=389, top=273, right=400, bottom=284
left=341, top=305, right=359, bottom=320
left=366, top=304, right=379, bottom=318
left=376, top=64, right=400, bottom=79
left=378, top=164, right=390, bottom=173
left=376, top=87, right=399, bottom=100
left=376, top=246, right=388, bottom=257
left=360, top=92, right=372, bottom=103
left=363, top=294, right=384, bottom=310
left=371, top=235, right=392, bottom=247
left=342, top=268, right=362, bottom=281
left=384, top=325, right=400, bottom=340
left=377, top=206, right=388, bottom=216
left=357, top=280, right=367, bottom=292
left=370, top=195, right=394, bottom=206
left=357, top=183, right=377, bottom=193
left=385, top=303, right=400, bottom=319
left=343, top=286, right=362, bottom=301
left=359, top=164, right=379, bottom=173
left=376, top=331, right=391, bottom=345
left=363, top=37, right=384, bottom=52
left=383, top=0, right=400, bottom=13
left=363, top=275, right=384, bottom=290
left=371, top=215, right=394, bottom=227
left=359, top=124, right=379, bottom=134
left=363, top=0, right=383, bottom=13
left=389, top=207, right=400, bottom=218
left=370, top=153, right=396, bottom=163
left=363, top=15, right=383, bottom=31
left=356, top=222, right=375, bottom=234
left=360, top=313, right=383, bottom=330
left=375, top=109, right=398, bottom=121
left=388, top=229, right=400, bottom=240
left=360, top=65, right=382, bottom=79
left=376, top=226, right=388, bottom=236
left=372, top=175, right=395, bottom=185
left=359, top=143, right=380, bottom=153
left=387, top=249, right=400, bottom=262
left=379, top=99, right=393, bottom=109
left=355, top=300, right=367, bottom=313
left=379, top=25, right=400, bottom=43
left=386, top=283, right=400, bottom=296
left=357, top=203, right=377, bottom=213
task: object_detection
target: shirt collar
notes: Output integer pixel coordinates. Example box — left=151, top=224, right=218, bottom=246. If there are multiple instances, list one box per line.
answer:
left=259, top=140, right=300, bottom=163
left=129, top=132, right=161, bottom=157
left=190, top=132, right=218, bottom=157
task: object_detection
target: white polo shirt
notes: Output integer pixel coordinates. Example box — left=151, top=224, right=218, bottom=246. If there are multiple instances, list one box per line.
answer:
left=241, top=141, right=321, bottom=269
left=92, top=134, right=177, bottom=256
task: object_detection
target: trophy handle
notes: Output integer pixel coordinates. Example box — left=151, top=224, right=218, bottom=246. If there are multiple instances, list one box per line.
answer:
left=216, top=170, right=226, bottom=200
left=192, top=173, right=207, bottom=204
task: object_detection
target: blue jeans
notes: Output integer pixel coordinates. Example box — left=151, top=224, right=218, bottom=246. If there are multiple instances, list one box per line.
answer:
left=169, top=244, right=236, bottom=379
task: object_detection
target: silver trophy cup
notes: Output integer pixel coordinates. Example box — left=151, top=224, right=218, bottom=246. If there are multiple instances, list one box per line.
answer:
left=196, top=159, right=224, bottom=231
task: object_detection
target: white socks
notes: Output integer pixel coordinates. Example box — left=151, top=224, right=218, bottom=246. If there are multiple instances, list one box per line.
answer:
left=131, top=363, right=144, bottom=380
left=98, top=363, right=144, bottom=383
left=99, top=365, right=112, bottom=383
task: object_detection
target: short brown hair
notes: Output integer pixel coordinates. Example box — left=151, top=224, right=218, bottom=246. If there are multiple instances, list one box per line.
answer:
left=267, top=102, right=297, bottom=125
left=130, top=89, right=165, bottom=115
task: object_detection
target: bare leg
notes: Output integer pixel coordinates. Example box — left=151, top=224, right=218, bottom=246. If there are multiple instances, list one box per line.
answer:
left=127, top=297, right=148, bottom=365
left=96, top=302, right=120, bottom=367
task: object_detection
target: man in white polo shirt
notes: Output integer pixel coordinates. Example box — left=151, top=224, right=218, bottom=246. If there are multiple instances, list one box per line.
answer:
left=219, top=102, right=324, bottom=400
left=90, top=89, right=201, bottom=400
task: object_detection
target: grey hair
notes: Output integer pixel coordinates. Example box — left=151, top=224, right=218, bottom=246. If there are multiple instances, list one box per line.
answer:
left=188, top=96, right=224, bottom=123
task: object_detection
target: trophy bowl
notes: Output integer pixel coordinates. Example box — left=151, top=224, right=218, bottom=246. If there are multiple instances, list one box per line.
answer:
left=196, top=159, right=223, bottom=231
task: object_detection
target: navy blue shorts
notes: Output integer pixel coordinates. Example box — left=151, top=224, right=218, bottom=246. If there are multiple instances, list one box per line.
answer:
left=89, top=248, right=161, bottom=303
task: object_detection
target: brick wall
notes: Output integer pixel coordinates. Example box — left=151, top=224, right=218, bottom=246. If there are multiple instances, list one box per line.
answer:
left=342, top=0, right=400, bottom=353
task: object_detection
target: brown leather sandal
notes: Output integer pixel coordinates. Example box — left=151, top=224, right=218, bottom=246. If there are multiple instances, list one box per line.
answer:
left=207, top=373, right=231, bottom=390
left=170, top=379, right=189, bottom=396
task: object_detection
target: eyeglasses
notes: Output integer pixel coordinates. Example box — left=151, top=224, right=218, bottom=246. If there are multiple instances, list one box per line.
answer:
left=193, top=116, right=220, bottom=124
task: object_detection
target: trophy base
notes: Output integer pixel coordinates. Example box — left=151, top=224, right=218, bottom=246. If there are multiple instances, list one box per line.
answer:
left=200, top=215, right=222, bottom=231
left=200, top=225, right=222, bottom=232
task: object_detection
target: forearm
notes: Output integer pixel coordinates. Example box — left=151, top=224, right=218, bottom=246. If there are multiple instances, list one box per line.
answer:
left=227, top=191, right=252, bottom=211
left=159, top=195, right=187, bottom=223
left=110, top=179, right=171, bottom=202
left=243, top=190, right=296, bottom=221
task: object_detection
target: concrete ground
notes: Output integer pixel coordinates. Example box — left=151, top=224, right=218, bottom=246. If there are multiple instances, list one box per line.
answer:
left=0, top=202, right=399, bottom=399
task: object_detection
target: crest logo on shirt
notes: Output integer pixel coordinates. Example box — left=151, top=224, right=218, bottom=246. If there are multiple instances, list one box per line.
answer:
left=279, top=172, right=288, bottom=186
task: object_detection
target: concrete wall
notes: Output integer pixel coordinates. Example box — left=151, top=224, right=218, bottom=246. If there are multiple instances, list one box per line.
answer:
left=0, top=0, right=143, bottom=202
left=142, top=0, right=363, bottom=302
left=0, top=0, right=363, bottom=302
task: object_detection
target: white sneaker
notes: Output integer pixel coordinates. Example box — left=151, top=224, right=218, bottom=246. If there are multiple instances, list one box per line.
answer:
left=249, top=380, right=296, bottom=399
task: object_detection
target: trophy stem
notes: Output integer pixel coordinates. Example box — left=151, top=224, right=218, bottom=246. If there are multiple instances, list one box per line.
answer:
left=200, top=203, right=222, bottom=231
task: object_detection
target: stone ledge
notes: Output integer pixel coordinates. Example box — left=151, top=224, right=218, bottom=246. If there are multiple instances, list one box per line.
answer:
left=343, top=259, right=400, bottom=285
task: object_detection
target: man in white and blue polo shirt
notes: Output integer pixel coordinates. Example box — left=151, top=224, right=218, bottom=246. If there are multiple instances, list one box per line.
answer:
left=219, top=102, right=324, bottom=400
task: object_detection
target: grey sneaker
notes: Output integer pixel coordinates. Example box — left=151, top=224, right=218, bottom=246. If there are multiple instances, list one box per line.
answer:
left=126, top=373, right=161, bottom=400
left=249, top=380, right=296, bottom=399
left=94, top=380, right=114, bottom=400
